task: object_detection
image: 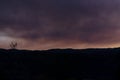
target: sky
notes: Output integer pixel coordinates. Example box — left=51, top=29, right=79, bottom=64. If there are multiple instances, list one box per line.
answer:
left=0, top=0, right=120, bottom=50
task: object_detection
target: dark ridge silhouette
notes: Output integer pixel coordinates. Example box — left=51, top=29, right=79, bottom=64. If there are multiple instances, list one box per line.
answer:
left=0, top=48, right=119, bottom=80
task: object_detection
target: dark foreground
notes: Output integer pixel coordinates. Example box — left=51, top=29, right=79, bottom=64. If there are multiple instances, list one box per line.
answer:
left=0, top=48, right=119, bottom=80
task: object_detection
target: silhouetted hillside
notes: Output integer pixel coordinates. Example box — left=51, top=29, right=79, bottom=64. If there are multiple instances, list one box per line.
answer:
left=0, top=48, right=119, bottom=80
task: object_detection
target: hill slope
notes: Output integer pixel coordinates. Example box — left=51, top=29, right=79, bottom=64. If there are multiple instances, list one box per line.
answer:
left=0, top=48, right=119, bottom=80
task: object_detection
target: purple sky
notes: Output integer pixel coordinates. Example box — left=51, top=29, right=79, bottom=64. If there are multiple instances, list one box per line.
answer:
left=0, top=0, right=120, bottom=50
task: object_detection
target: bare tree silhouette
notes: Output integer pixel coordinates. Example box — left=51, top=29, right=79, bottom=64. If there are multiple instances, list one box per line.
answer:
left=10, top=41, right=18, bottom=49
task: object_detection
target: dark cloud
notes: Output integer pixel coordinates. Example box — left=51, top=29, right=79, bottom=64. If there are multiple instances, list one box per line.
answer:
left=0, top=0, right=120, bottom=49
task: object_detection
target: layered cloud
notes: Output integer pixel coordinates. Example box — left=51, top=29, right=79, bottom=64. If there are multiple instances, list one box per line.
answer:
left=0, top=0, right=120, bottom=49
